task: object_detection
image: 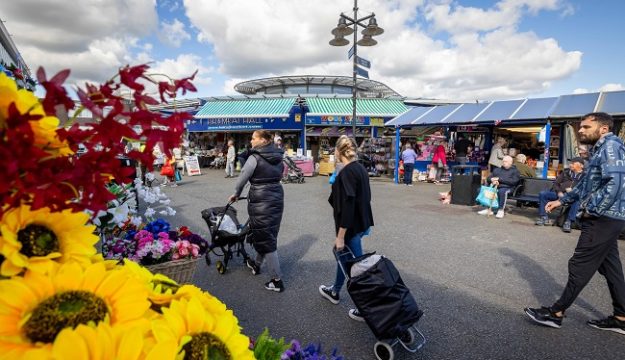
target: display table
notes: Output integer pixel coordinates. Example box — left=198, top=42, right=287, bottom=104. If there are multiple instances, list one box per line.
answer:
left=293, top=159, right=314, bottom=176
left=318, top=160, right=335, bottom=176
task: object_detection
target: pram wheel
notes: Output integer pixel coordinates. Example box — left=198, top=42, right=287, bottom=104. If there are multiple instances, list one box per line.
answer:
left=216, top=260, right=226, bottom=274
left=374, top=341, right=394, bottom=360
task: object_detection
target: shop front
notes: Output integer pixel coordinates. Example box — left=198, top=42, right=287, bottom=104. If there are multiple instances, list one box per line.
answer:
left=304, top=97, right=406, bottom=176
left=187, top=97, right=305, bottom=168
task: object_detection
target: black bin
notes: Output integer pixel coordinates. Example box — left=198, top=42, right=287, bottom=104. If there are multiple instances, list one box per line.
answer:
left=450, top=165, right=481, bottom=206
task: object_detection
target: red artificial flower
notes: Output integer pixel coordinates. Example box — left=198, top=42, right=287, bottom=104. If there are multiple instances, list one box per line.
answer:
left=36, top=67, right=75, bottom=116
left=119, top=64, right=149, bottom=92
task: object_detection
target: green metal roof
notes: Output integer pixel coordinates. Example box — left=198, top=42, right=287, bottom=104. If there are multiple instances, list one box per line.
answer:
left=306, top=98, right=407, bottom=117
left=195, top=98, right=295, bottom=118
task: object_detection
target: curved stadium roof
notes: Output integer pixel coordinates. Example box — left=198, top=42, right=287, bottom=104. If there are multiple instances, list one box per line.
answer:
left=234, top=75, right=402, bottom=98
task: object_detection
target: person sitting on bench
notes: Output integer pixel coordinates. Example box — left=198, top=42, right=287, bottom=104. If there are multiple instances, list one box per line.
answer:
left=478, top=155, right=520, bottom=218
left=535, top=157, right=585, bottom=232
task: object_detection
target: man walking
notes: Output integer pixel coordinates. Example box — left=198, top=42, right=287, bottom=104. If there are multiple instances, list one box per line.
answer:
left=525, top=112, right=625, bottom=335
left=454, top=134, right=472, bottom=165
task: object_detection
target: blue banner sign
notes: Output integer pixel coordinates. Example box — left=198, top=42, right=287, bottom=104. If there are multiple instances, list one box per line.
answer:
left=356, top=56, right=371, bottom=69
left=348, top=46, right=355, bottom=59
left=306, top=115, right=387, bottom=127
left=355, top=66, right=369, bottom=79
left=186, top=117, right=301, bottom=132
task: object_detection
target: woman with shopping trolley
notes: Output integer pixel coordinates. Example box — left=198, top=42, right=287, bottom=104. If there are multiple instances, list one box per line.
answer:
left=319, top=135, right=374, bottom=321
left=229, top=130, right=285, bottom=292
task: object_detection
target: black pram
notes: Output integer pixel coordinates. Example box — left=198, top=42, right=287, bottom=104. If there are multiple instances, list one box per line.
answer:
left=281, top=156, right=305, bottom=184
left=201, top=198, right=252, bottom=274
left=335, top=247, right=426, bottom=360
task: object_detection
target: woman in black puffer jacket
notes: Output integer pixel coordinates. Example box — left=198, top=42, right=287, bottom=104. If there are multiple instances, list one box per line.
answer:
left=229, top=130, right=285, bottom=292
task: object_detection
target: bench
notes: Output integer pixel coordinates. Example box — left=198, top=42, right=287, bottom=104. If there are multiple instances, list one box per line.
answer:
left=508, top=177, right=555, bottom=207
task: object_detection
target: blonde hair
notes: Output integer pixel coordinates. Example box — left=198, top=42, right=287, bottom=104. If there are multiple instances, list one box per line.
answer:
left=335, top=135, right=357, bottom=162
left=515, top=154, right=527, bottom=163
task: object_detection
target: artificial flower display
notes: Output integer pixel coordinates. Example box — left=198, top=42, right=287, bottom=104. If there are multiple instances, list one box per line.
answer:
left=0, top=205, right=97, bottom=276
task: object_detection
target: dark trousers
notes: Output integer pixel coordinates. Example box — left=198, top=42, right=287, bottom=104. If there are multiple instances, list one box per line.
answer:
left=538, top=191, right=581, bottom=221
left=497, top=187, right=511, bottom=209
left=552, top=216, right=625, bottom=316
left=404, top=163, right=414, bottom=185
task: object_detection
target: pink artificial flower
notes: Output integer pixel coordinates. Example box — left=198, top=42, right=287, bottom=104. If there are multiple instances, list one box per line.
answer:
left=172, top=252, right=180, bottom=260
left=191, top=244, right=199, bottom=257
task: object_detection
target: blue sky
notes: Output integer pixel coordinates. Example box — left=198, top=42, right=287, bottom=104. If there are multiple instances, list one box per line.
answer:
left=2, top=0, right=623, bottom=101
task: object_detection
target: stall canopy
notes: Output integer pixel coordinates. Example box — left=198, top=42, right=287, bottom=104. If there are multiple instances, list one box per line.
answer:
left=195, top=98, right=296, bottom=118
left=385, top=106, right=433, bottom=126
left=550, top=93, right=600, bottom=118
left=305, top=98, right=407, bottom=117
left=596, top=90, right=625, bottom=115
left=388, top=90, right=625, bottom=127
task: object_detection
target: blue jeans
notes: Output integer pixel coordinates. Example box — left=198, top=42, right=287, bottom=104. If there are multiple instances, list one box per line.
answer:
left=538, top=191, right=559, bottom=216
left=333, top=231, right=364, bottom=293
left=404, top=163, right=414, bottom=185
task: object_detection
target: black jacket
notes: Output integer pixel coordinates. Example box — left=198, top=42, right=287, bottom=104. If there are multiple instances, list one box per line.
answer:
left=487, top=166, right=520, bottom=188
left=247, top=144, right=284, bottom=253
left=552, top=168, right=583, bottom=194
left=329, top=161, right=374, bottom=240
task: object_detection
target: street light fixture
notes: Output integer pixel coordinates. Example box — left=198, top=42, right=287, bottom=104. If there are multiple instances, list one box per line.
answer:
left=329, top=0, right=384, bottom=138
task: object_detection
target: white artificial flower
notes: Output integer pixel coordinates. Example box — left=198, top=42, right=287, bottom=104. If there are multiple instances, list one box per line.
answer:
left=166, top=207, right=176, bottom=216
left=109, top=202, right=130, bottom=226
left=159, top=199, right=171, bottom=205
left=159, top=210, right=168, bottom=216
left=92, top=209, right=108, bottom=227
left=130, top=216, right=143, bottom=227
left=144, top=207, right=156, bottom=219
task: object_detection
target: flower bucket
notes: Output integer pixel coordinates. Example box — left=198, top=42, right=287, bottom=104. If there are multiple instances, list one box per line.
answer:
left=145, top=257, right=199, bottom=284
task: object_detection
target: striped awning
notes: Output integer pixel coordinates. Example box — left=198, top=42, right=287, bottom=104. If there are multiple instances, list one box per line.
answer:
left=195, top=98, right=295, bottom=118
left=306, top=98, right=407, bottom=117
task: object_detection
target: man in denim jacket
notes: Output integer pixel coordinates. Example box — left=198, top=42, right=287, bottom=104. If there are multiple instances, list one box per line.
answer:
left=525, top=112, right=625, bottom=335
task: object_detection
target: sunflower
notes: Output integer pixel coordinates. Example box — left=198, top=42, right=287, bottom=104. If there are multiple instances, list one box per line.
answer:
left=0, top=205, right=98, bottom=276
left=0, top=73, right=71, bottom=156
left=122, top=261, right=227, bottom=314
left=51, top=321, right=173, bottom=360
left=151, top=297, right=253, bottom=360
left=0, top=262, right=150, bottom=359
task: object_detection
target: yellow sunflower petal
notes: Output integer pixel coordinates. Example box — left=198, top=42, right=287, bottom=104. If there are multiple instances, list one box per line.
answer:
left=52, top=328, right=89, bottom=360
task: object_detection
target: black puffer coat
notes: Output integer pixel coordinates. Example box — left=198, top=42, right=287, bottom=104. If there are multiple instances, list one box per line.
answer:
left=247, top=144, right=284, bottom=253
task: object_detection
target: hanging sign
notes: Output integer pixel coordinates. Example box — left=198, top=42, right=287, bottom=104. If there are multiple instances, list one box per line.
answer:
left=356, top=56, right=371, bottom=69
left=355, top=66, right=369, bottom=79
left=348, top=46, right=355, bottom=59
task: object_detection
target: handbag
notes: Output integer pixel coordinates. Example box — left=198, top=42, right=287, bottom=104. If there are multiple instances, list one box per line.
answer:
left=437, top=159, right=444, bottom=168
left=476, top=185, right=499, bottom=209
left=160, top=163, right=174, bottom=177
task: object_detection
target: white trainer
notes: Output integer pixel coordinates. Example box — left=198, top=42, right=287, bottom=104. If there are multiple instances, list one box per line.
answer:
left=496, top=210, right=505, bottom=218
left=477, top=209, right=493, bottom=216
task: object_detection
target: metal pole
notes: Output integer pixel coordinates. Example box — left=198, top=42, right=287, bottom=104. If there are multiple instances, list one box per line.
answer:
left=352, top=0, right=358, bottom=139
left=542, top=121, right=551, bottom=179
left=395, top=126, right=401, bottom=184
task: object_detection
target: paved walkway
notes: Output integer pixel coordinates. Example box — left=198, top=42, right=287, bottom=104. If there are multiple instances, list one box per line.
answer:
left=158, top=169, right=625, bottom=359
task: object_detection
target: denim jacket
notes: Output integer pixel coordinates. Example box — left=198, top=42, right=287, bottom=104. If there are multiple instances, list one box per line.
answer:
left=561, top=133, right=625, bottom=220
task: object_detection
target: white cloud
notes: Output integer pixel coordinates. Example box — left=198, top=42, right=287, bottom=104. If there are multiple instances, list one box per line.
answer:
left=158, top=19, right=191, bottom=47
left=185, top=0, right=581, bottom=101
left=0, top=0, right=158, bottom=85
left=598, top=83, right=624, bottom=92
left=573, top=88, right=589, bottom=94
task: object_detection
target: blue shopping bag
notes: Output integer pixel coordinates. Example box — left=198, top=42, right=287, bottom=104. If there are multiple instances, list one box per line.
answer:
left=174, top=169, right=182, bottom=182
left=476, top=185, right=499, bottom=209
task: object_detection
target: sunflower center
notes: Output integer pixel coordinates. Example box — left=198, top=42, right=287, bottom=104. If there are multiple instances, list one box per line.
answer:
left=23, top=290, right=108, bottom=343
left=182, top=332, right=231, bottom=360
left=17, top=224, right=60, bottom=257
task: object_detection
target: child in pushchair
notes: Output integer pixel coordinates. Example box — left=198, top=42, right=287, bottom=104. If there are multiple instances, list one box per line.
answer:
left=281, top=156, right=305, bottom=184
left=201, top=198, right=252, bottom=274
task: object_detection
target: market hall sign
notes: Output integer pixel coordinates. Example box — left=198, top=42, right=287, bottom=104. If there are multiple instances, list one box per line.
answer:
left=186, top=117, right=301, bottom=131
left=306, top=115, right=387, bottom=127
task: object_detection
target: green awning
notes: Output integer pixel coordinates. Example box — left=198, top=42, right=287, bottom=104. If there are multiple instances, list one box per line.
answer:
left=195, top=98, right=295, bottom=118
left=306, top=98, right=407, bottom=117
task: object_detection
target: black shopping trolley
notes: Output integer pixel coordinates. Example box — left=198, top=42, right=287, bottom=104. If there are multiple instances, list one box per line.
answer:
left=334, top=247, right=426, bottom=360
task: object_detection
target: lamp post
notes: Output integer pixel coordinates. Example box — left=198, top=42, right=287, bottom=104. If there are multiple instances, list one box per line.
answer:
left=330, top=0, right=383, bottom=138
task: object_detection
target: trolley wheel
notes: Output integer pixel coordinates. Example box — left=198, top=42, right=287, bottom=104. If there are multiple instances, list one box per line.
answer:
left=299, top=178, right=305, bottom=184
left=374, top=341, right=394, bottom=360
left=216, top=261, right=226, bottom=274
left=204, top=253, right=211, bottom=266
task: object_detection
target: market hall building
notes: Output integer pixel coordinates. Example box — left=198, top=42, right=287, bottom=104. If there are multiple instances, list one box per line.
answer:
left=185, top=75, right=407, bottom=175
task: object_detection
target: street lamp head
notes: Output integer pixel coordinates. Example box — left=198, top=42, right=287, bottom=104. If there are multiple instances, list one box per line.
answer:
left=357, top=35, right=377, bottom=46
left=331, top=16, right=354, bottom=37
left=330, top=35, right=350, bottom=46
left=361, top=16, right=384, bottom=36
